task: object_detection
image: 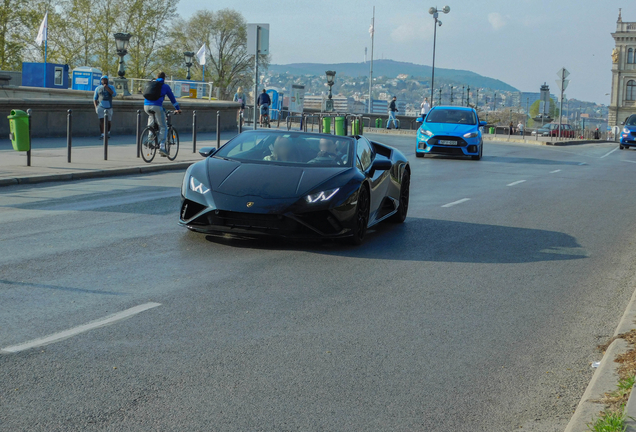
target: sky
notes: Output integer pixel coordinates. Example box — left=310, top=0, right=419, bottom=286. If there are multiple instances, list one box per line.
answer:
left=177, top=0, right=626, bottom=104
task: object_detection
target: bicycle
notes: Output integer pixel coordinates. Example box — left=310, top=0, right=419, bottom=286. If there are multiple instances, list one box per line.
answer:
left=140, top=109, right=180, bottom=163
left=260, top=105, right=271, bottom=128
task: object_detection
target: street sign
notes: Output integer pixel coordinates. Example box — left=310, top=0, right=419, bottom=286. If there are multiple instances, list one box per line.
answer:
left=247, top=24, right=269, bottom=55
left=555, top=79, right=569, bottom=91
left=557, top=68, right=570, bottom=79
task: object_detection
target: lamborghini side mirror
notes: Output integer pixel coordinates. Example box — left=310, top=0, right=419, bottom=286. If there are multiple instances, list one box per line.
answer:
left=199, top=147, right=217, bottom=158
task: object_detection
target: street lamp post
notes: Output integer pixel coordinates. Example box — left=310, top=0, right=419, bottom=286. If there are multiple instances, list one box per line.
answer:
left=438, top=88, right=442, bottom=106
left=113, top=32, right=132, bottom=96
left=461, top=85, right=465, bottom=107
left=428, top=6, right=450, bottom=105
left=325, top=70, right=336, bottom=112
left=183, top=51, right=194, bottom=80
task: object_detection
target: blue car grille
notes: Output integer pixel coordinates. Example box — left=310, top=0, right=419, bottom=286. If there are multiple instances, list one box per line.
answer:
left=429, top=135, right=468, bottom=147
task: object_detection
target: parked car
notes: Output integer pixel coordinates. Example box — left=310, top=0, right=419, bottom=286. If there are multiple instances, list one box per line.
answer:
left=532, top=123, right=575, bottom=138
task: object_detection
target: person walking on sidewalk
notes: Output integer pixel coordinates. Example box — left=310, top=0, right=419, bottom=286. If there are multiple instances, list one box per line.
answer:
left=143, top=72, right=181, bottom=156
left=233, top=86, right=246, bottom=123
left=420, top=98, right=430, bottom=116
left=517, top=121, right=524, bottom=136
left=93, top=76, right=116, bottom=139
left=508, top=121, right=514, bottom=137
left=387, top=96, right=399, bottom=129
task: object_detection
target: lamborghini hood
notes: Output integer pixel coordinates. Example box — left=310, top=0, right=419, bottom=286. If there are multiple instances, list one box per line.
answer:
left=206, top=157, right=349, bottom=199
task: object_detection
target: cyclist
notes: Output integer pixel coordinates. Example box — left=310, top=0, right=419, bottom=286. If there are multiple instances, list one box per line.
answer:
left=257, top=89, right=271, bottom=126
left=233, top=86, right=246, bottom=123
left=144, top=71, right=181, bottom=156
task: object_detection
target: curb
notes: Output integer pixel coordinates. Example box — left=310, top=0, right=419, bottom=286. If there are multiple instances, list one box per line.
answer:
left=564, top=282, right=636, bottom=431
left=0, top=161, right=194, bottom=188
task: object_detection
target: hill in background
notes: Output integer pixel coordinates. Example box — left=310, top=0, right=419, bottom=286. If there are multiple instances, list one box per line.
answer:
left=268, top=59, right=518, bottom=92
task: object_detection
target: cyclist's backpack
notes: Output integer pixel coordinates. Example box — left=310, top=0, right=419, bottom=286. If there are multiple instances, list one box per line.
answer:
left=143, top=79, right=163, bottom=100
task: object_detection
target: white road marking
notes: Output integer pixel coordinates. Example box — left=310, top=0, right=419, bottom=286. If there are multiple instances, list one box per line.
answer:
left=578, top=163, right=586, bottom=166
left=1, top=302, right=161, bottom=354
left=600, top=147, right=619, bottom=159
left=550, top=170, right=561, bottom=173
left=507, top=180, right=526, bottom=187
left=442, top=198, right=471, bottom=208
left=622, top=160, right=636, bottom=164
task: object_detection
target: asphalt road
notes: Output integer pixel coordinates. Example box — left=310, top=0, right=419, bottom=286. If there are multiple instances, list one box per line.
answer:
left=2, top=135, right=636, bottom=431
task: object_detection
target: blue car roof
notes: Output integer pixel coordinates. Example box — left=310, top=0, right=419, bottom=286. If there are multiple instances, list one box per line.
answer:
left=430, top=106, right=475, bottom=112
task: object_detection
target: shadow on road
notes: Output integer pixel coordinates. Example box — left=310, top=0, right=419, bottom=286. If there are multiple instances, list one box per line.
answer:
left=202, top=217, right=585, bottom=264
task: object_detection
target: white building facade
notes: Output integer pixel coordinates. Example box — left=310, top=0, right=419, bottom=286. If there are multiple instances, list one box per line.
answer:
left=610, top=9, right=636, bottom=126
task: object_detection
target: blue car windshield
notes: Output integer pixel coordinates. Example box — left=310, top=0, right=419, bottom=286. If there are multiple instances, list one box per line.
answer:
left=626, top=115, right=636, bottom=126
left=214, top=132, right=354, bottom=167
left=426, top=109, right=477, bottom=125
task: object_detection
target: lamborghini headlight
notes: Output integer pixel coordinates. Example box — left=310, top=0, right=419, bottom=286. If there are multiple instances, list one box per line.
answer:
left=463, top=131, right=479, bottom=138
left=189, top=176, right=209, bottom=194
left=306, top=188, right=340, bottom=204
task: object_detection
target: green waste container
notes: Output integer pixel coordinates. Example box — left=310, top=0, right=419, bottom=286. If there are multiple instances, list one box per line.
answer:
left=334, top=117, right=345, bottom=136
left=489, top=127, right=495, bottom=134
left=351, top=119, right=359, bottom=136
left=322, top=117, right=332, bottom=134
left=375, top=118, right=382, bottom=128
left=8, top=109, right=30, bottom=151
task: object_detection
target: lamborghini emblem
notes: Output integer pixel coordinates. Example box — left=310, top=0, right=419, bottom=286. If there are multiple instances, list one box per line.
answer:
left=246, top=202, right=254, bottom=208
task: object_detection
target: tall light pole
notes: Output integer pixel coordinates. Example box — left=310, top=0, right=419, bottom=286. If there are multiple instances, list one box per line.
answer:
left=183, top=51, right=194, bottom=80
left=368, top=6, right=375, bottom=113
left=325, top=70, right=336, bottom=112
left=113, top=32, right=131, bottom=96
left=429, top=5, right=450, bottom=106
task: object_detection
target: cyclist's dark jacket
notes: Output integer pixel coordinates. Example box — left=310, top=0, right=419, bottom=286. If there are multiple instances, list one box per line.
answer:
left=144, top=78, right=180, bottom=110
left=257, top=93, right=271, bottom=106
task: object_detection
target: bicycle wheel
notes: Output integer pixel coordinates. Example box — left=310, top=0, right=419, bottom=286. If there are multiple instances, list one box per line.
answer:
left=166, top=127, right=179, bottom=161
left=140, top=127, right=157, bottom=163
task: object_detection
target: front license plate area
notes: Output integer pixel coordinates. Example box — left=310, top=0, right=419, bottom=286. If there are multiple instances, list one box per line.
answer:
left=439, top=140, right=457, bottom=145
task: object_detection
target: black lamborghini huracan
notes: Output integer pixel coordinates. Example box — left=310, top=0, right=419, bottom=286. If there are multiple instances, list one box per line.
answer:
left=179, top=130, right=410, bottom=244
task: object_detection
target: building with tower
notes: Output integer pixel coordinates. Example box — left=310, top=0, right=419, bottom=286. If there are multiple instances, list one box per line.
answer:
left=609, top=9, right=636, bottom=126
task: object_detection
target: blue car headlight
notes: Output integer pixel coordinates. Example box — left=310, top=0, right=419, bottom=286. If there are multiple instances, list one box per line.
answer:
left=624, top=128, right=631, bottom=134
left=463, top=132, right=479, bottom=138
left=306, top=188, right=339, bottom=204
left=420, top=129, right=433, bottom=137
left=189, top=176, right=210, bottom=194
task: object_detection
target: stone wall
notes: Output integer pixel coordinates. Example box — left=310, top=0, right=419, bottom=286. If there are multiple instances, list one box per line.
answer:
left=0, top=97, right=240, bottom=138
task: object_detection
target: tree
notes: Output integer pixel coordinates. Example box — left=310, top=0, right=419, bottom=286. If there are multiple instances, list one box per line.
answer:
left=0, top=0, right=31, bottom=70
left=529, top=99, right=560, bottom=120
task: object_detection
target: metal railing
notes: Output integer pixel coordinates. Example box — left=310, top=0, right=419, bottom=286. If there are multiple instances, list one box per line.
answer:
left=127, top=78, right=215, bottom=99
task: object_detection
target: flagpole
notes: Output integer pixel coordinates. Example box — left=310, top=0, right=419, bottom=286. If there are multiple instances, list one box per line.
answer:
left=202, top=65, right=205, bottom=82
left=368, top=6, right=375, bottom=114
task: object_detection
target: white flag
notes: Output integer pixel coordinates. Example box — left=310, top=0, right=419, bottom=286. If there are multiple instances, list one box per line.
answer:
left=35, top=13, right=48, bottom=46
left=369, top=24, right=374, bottom=37
left=196, top=44, right=206, bottom=65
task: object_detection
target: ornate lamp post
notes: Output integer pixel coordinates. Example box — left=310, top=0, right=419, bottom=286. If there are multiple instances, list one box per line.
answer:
left=183, top=51, right=194, bottom=80
left=428, top=5, right=450, bottom=105
left=113, top=32, right=131, bottom=96
left=325, top=70, right=336, bottom=112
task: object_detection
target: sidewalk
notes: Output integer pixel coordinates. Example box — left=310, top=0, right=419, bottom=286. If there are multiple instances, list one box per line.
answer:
left=0, top=132, right=233, bottom=187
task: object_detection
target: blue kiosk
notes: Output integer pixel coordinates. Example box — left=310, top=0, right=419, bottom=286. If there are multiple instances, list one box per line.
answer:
left=21, top=62, right=69, bottom=89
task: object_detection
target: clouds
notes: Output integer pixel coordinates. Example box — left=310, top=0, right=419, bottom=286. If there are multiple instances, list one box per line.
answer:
left=487, top=12, right=507, bottom=30
left=390, top=14, right=433, bottom=44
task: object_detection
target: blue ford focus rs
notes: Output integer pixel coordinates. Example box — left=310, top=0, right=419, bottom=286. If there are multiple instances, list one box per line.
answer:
left=620, top=114, right=636, bottom=150
left=416, top=106, right=487, bottom=160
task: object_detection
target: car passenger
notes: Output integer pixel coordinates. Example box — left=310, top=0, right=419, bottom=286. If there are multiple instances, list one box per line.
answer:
left=317, top=138, right=339, bottom=159
left=264, top=137, right=296, bottom=161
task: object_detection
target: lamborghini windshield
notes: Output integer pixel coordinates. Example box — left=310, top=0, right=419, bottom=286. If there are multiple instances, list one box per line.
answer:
left=214, top=131, right=354, bottom=167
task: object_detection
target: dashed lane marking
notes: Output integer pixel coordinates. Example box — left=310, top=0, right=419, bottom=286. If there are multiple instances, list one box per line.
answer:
left=600, top=147, right=619, bottom=159
left=1, top=302, right=162, bottom=354
left=550, top=170, right=561, bottom=173
left=507, top=180, right=526, bottom=187
left=442, top=198, right=471, bottom=208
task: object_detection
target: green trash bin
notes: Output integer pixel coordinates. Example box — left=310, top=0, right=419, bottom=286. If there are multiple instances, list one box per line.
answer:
left=375, top=118, right=382, bottom=128
left=489, top=127, right=495, bottom=134
left=322, top=117, right=332, bottom=134
left=334, top=117, right=345, bottom=136
left=8, top=109, right=30, bottom=152
left=351, top=119, right=359, bottom=136
left=359, top=119, right=364, bottom=135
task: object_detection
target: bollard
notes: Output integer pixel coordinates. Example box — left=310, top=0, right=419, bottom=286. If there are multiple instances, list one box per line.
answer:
left=67, top=110, right=72, bottom=163
left=136, top=110, right=141, bottom=158
left=26, top=109, right=32, bottom=167
left=238, top=111, right=243, bottom=134
left=192, top=110, right=197, bottom=153
left=103, top=111, right=109, bottom=160
left=216, top=110, right=221, bottom=149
